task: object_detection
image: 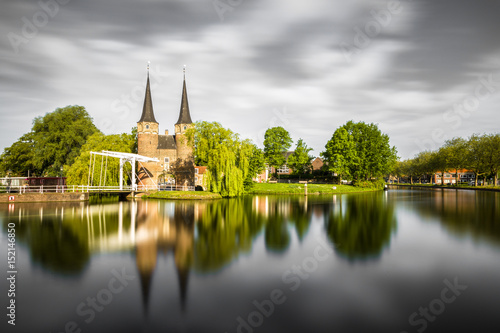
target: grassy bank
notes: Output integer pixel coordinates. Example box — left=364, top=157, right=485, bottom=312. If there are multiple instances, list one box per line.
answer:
left=391, top=183, right=500, bottom=191
left=246, top=183, right=380, bottom=195
left=142, top=191, right=222, bottom=200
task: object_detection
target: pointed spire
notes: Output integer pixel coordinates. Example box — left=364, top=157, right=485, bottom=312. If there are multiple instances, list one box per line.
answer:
left=176, top=65, right=193, bottom=125
left=138, top=62, right=158, bottom=123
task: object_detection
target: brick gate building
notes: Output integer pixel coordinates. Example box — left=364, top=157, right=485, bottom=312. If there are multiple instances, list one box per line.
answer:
left=137, top=66, right=195, bottom=188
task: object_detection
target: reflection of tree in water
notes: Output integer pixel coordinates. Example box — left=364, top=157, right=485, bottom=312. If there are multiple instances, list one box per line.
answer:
left=194, top=196, right=314, bottom=268
left=324, top=192, right=397, bottom=261
left=194, top=197, right=266, bottom=271
left=1, top=204, right=90, bottom=275
left=264, top=196, right=312, bottom=252
left=401, top=189, right=500, bottom=245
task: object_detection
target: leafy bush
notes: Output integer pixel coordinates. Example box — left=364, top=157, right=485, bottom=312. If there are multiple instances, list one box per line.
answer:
left=353, top=179, right=386, bottom=190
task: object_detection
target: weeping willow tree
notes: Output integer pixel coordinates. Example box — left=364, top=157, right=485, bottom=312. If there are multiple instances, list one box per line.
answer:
left=65, top=132, right=136, bottom=186
left=187, top=121, right=262, bottom=197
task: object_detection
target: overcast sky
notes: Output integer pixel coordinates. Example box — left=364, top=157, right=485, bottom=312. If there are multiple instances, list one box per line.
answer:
left=1, top=0, right=499, bottom=159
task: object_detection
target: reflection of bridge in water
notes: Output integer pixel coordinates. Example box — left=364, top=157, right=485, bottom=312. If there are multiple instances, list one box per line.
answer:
left=6, top=201, right=197, bottom=313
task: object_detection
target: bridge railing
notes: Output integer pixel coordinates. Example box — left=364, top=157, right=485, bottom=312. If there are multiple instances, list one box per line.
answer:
left=1, top=185, right=71, bottom=193
left=138, top=184, right=195, bottom=192
left=1, top=184, right=196, bottom=193
left=76, top=186, right=132, bottom=192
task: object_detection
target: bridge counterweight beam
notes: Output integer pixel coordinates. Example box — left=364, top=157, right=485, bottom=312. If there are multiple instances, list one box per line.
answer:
left=131, top=158, right=136, bottom=191
left=119, top=158, right=125, bottom=191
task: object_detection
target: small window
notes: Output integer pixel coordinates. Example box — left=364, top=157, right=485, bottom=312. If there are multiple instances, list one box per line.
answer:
left=277, top=165, right=290, bottom=174
left=195, top=168, right=199, bottom=174
left=195, top=177, right=198, bottom=182
left=164, top=157, right=170, bottom=171
left=184, top=126, right=187, bottom=130
left=145, top=124, right=150, bottom=129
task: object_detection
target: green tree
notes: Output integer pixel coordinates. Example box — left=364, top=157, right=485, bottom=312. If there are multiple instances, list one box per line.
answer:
left=443, top=137, right=468, bottom=185
left=287, top=139, right=313, bottom=179
left=263, top=127, right=293, bottom=179
left=344, top=121, right=397, bottom=180
left=0, top=105, right=99, bottom=176
left=434, top=145, right=452, bottom=185
left=238, top=141, right=265, bottom=188
left=466, top=134, right=488, bottom=186
left=0, top=132, right=35, bottom=176
left=321, top=127, right=357, bottom=184
left=65, top=132, right=136, bottom=186
left=481, top=133, right=500, bottom=186
left=323, top=121, right=397, bottom=183
left=187, top=121, right=248, bottom=197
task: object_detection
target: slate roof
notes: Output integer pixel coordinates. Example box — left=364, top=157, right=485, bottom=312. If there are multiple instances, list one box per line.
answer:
left=157, top=135, right=176, bottom=150
left=283, top=151, right=294, bottom=159
left=138, top=72, right=158, bottom=123
left=175, top=75, right=193, bottom=125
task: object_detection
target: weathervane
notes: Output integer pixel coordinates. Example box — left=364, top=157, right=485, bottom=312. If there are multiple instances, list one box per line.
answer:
left=147, top=61, right=150, bottom=71
left=183, top=64, right=186, bottom=78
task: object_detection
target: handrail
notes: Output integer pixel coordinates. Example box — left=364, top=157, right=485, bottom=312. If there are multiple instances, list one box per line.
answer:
left=1, top=184, right=196, bottom=193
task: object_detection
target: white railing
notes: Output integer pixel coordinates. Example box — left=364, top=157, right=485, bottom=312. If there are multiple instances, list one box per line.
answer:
left=137, top=184, right=195, bottom=192
left=1, top=184, right=195, bottom=193
left=0, top=185, right=71, bottom=193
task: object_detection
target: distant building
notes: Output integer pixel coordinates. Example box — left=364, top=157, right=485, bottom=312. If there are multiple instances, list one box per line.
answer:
left=136, top=66, right=195, bottom=188
left=268, top=151, right=294, bottom=176
left=194, top=166, right=207, bottom=188
left=257, top=153, right=323, bottom=181
left=311, top=157, right=324, bottom=172
left=433, top=169, right=475, bottom=184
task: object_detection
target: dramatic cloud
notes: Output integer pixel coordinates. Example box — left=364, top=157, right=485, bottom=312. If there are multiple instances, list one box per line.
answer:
left=1, top=0, right=499, bottom=160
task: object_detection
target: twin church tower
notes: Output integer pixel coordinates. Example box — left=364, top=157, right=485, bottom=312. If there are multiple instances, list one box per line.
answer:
left=137, top=65, right=195, bottom=187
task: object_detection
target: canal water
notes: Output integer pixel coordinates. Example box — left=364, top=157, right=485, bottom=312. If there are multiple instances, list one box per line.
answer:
left=1, top=189, right=499, bottom=333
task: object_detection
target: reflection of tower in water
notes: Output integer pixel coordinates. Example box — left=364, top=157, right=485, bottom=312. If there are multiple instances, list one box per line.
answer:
left=134, top=201, right=194, bottom=314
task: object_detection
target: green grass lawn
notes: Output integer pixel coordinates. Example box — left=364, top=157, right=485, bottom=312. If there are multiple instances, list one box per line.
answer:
left=246, top=182, right=379, bottom=195
left=392, top=183, right=500, bottom=190
left=142, top=191, right=222, bottom=200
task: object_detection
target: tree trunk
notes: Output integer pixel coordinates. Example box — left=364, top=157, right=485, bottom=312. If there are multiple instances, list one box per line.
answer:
left=410, top=176, right=413, bottom=185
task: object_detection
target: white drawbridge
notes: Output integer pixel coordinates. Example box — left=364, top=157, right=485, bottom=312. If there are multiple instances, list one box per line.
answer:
left=88, top=150, right=159, bottom=190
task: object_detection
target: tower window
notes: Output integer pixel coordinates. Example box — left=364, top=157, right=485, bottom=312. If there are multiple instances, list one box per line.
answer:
left=164, top=157, right=170, bottom=171
left=183, top=126, right=187, bottom=130
left=145, top=124, right=150, bottom=129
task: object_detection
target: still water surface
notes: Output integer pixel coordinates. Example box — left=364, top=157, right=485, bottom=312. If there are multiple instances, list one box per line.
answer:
left=1, top=189, right=499, bottom=333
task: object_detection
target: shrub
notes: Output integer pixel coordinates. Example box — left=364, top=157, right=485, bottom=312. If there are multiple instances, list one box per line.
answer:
left=353, top=179, right=386, bottom=190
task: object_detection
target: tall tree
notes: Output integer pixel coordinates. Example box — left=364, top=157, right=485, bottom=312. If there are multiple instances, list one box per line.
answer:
left=466, top=134, right=488, bottom=186
left=0, top=132, right=35, bottom=176
left=482, top=133, right=500, bottom=186
left=443, top=137, right=468, bottom=185
left=238, top=141, right=265, bottom=187
left=323, top=121, right=397, bottom=182
left=263, top=127, right=293, bottom=178
left=287, top=139, right=314, bottom=179
left=187, top=121, right=250, bottom=197
left=434, top=145, right=453, bottom=185
left=321, top=127, right=357, bottom=184
left=0, top=105, right=99, bottom=176
left=344, top=121, right=397, bottom=180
